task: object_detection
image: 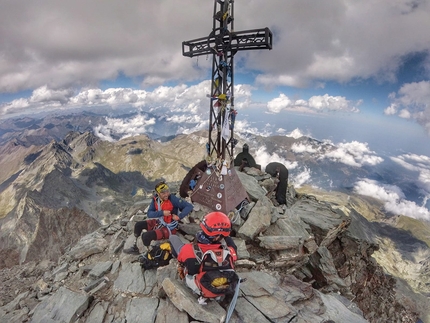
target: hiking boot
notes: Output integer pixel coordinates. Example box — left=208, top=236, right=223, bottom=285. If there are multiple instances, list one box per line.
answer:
left=123, top=244, right=140, bottom=255
left=137, top=253, right=147, bottom=263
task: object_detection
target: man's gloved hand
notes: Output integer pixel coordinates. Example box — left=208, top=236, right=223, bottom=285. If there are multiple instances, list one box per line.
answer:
left=177, top=263, right=185, bottom=280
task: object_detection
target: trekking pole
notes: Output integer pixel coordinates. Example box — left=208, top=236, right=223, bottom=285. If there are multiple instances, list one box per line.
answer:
left=224, top=278, right=241, bottom=323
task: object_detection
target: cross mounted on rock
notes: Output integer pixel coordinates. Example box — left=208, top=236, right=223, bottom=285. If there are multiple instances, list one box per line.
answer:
left=181, top=0, right=272, bottom=215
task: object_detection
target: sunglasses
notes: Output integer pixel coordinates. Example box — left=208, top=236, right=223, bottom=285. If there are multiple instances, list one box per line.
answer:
left=155, top=182, right=169, bottom=193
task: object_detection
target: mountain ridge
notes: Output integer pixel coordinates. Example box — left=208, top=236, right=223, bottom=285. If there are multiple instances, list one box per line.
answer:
left=0, top=113, right=429, bottom=321
left=0, top=169, right=424, bottom=322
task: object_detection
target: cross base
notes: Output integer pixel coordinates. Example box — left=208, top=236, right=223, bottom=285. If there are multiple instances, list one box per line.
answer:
left=188, top=164, right=249, bottom=216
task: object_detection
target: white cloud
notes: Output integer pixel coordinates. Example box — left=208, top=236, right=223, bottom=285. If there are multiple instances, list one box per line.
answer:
left=266, top=93, right=360, bottom=114
left=287, top=128, right=307, bottom=139
left=321, top=141, right=384, bottom=167
left=291, top=167, right=312, bottom=188
left=178, top=121, right=207, bottom=135
left=29, top=85, right=74, bottom=104
left=386, top=81, right=430, bottom=134
left=308, top=94, right=359, bottom=112
left=235, top=120, right=272, bottom=138
left=5, top=98, right=30, bottom=111
left=267, top=94, right=292, bottom=113
left=391, top=154, right=430, bottom=192
left=1, top=0, right=429, bottom=115
left=384, top=104, right=397, bottom=115
left=0, top=0, right=430, bottom=137
left=252, top=146, right=298, bottom=172
left=291, top=143, right=319, bottom=154
left=0, top=80, right=257, bottom=120
left=354, top=178, right=430, bottom=221
left=93, top=114, right=156, bottom=142
left=166, top=114, right=202, bottom=124
left=399, top=109, right=411, bottom=119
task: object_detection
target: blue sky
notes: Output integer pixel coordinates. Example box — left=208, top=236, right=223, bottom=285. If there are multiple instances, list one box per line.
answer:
left=1, top=0, right=430, bottom=218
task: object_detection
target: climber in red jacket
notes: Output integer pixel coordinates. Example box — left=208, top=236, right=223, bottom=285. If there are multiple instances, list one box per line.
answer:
left=169, top=211, right=238, bottom=298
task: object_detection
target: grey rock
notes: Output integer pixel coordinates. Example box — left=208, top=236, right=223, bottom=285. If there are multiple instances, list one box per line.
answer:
left=88, top=261, right=113, bottom=279
left=111, top=260, right=121, bottom=274
left=239, top=201, right=254, bottom=220
left=318, top=291, right=368, bottom=323
left=0, top=150, right=423, bottom=323
left=155, top=298, right=189, bottom=323
left=238, top=196, right=273, bottom=240
left=156, top=261, right=178, bottom=293
left=0, top=307, right=30, bottom=323
left=291, top=197, right=347, bottom=232
left=162, top=277, right=226, bottom=323
left=30, top=286, right=89, bottom=323
left=236, top=171, right=267, bottom=201
left=85, top=300, right=108, bottom=323
left=110, top=231, right=125, bottom=254
left=177, top=223, right=201, bottom=237
left=113, top=262, right=146, bottom=294
left=239, top=271, right=279, bottom=297
left=83, top=277, right=107, bottom=293
left=125, top=297, right=159, bottom=323
left=235, top=259, right=256, bottom=268
left=244, top=293, right=296, bottom=322
left=66, top=232, right=108, bottom=261
left=0, top=291, right=29, bottom=314
left=54, top=271, right=68, bottom=282
left=232, top=297, right=272, bottom=323
left=270, top=214, right=312, bottom=238
left=142, top=269, right=158, bottom=295
left=257, top=235, right=303, bottom=251
left=232, top=237, right=250, bottom=259
left=52, top=263, right=69, bottom=277
left=259, top=177, right=277, bottom=194
left=309, top=246, right=348, bottom=292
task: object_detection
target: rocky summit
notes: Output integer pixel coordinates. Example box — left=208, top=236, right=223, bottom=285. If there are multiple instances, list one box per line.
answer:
left=0, top=165, right=426, bottom=323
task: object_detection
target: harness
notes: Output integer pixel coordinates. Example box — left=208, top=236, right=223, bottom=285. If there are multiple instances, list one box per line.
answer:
left=192, top=240, right=230, bottom=264
left=154, top=196, right=178, bottom=232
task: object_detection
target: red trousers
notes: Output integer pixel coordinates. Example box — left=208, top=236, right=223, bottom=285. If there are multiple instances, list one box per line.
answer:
left=135, top=219, right=177, bottom=246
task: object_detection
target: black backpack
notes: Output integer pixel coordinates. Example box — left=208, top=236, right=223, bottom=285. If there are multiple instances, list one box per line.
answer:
left=138, top=242, right=173, bottom=270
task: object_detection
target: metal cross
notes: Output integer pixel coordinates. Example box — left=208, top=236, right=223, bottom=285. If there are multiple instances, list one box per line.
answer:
left=183, top=0, right=272, bottom=162
left=181, top=0, right=272, bottom=215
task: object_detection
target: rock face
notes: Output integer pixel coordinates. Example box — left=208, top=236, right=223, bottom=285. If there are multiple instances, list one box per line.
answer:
left=0, top=167, right=424, bottom=323
left=0, top=130, right=208, bottom=269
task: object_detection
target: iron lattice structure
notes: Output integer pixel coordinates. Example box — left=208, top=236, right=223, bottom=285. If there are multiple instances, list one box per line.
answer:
left=181, top=0, right=272, bottom=215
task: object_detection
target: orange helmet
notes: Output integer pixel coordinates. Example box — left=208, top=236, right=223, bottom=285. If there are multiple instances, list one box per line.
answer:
left=200, top=212, right=231, bottom=237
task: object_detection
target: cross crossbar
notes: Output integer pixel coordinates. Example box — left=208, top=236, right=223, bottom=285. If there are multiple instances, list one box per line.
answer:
left=183, top=27, right=273, bottom=57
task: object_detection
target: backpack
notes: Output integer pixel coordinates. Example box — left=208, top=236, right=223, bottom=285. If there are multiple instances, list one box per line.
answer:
left=193, top=242, right=239, bottom=299
left=139, top=242, right=173, bottom=270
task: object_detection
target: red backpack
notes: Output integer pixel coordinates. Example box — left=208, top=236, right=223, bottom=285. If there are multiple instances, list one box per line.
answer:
left=192, top=242, right=239, bottom=299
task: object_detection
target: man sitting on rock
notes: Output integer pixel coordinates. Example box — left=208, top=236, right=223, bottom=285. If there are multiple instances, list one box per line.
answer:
left=123, top=181, right=193, bottom=255
left=169, top=212, right=239, bottom=300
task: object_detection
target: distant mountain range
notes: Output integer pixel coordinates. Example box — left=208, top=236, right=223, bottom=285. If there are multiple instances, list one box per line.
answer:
left=0, top=110, right=228, bottom=268
left=0, top=110, right=430, bottom=320
left=1, top=109, right=428, bottom=217
left=0, top=109, right=428, bottom=224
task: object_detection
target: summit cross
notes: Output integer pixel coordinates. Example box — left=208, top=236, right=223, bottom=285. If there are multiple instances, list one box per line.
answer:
left=182, top=0, right=272, bottom=161
left=181, top=0, right=272, bottom=215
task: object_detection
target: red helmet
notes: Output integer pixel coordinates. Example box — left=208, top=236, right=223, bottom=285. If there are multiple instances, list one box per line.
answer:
left=200, top=212, right=231, bottom=237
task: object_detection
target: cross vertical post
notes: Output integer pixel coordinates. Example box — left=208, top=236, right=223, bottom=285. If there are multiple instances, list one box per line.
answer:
left=181, top=0, right=272, bottom=215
